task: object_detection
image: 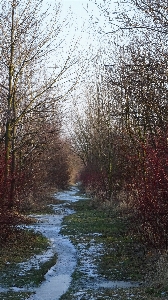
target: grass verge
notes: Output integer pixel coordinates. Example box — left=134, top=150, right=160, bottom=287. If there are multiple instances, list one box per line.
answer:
left=0, top=291, right=33, bottom=300
left=0, top=227, right=57, bottom=299
left=0, top=186, right=75, bottom=300
left=60, top=199, right=168, bottom=299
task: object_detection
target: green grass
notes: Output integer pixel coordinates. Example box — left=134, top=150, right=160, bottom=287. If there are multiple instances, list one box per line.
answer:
left=0, top=228, right=49, bottom=267
left=1, top=191, right=168, bottom=299
left=61, top=200, right=146, bottom=281
left=0, top=189, right=61, bottom=298
left=0, top=253, right=57, bottom=288
left=60, top=199, right=168, bottom=299
left=0, top=291, right=33, bottom=300
left=0, top=227, right=57, bottom=299
left=0, top=189, right=60, bottom=299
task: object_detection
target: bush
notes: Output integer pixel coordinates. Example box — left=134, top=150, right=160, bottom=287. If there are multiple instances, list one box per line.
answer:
left=131, top=130, right=168, bottom=250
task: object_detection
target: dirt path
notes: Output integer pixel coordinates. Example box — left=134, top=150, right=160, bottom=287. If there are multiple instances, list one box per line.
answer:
left=27, top=187, right=81, bottom=300
left=29, top=186, right=141, bottom=300
left=1, top=186, right=141, bottom=300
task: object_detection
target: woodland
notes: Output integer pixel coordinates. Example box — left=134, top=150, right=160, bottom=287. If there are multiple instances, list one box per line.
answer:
left=72, top=0, right=168, bottom=253
left=0, top=0, right=168, bottom=281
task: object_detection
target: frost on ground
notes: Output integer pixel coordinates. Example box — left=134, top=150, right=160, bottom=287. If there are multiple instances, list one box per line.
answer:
left=0, top=186, right=141, bottom=300
left=26, top=207, right=77, bottom=299
left=60, top=228, right=140, bottom=300
left=0, top=187, right=81, bottom=300
left=18, top=248, right=55, bottom=275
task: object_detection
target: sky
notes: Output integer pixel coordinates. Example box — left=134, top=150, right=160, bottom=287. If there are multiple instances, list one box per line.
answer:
left=45, top=0, right=117, bottom=50
left=43, top=0, right=127, bottom=67
left=42, top=0, right=123, bottom=123
left=60, top=0, right=102, bottom=48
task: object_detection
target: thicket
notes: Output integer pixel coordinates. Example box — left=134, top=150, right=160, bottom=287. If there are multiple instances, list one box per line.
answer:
left=72, top=1, right=168, bottom=251
left=0, top=0, right=74, bottom=231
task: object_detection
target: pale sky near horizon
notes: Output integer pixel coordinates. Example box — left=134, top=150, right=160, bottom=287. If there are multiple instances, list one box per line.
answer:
left=42, top=0, right=129, bottom=129
left=43, top=0, right=119, bottom=103
left=44, top=0, right=120, bottom=55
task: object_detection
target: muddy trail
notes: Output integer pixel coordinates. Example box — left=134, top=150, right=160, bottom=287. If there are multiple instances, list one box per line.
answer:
left=1, top=186, right=140, bottom=300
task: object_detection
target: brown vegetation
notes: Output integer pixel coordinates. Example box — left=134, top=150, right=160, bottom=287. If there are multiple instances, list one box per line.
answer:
left=71, top=0, right=168, bottom=254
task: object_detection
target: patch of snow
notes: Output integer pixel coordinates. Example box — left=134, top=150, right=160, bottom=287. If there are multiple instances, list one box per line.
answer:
left=1, top=189, right=81, bottom=300
left=99, top=281, right=139, bottom=289
left=0, top=187, right=140, bottom=300
left=54, top=186, right=89, bottom=202
left=27, top=210, right=77, bottom=300
left=18, top=249, right=55, bottom=275
left=72, top=235, right=140, bottom=294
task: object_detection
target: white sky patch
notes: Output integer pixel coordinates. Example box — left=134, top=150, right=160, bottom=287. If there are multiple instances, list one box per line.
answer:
left=41, top=0, right=123, bottom=130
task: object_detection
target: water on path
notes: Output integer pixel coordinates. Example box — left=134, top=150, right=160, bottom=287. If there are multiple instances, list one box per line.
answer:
left=28, top=186, right=81, bottom=300
left=1, top=186, right=140, bottom=300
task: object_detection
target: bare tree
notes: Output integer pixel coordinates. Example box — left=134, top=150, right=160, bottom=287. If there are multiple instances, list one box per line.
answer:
left=71, top=74, right=127, bottom=202
left=0, top=0, right=77, bottom=207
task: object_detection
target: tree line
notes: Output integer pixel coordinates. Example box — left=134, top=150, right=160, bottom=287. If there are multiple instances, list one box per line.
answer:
left=0, top=0, right=76, bottom=216
left=1, top=0, right=168, bottom=252
left=71, top=0, right=168, bottom=251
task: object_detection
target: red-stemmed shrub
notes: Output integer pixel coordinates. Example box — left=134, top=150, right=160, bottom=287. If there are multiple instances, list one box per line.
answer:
left=0, top=149, right=26, bottom=209
left=131, top=130, right=168, bottom=250
left=79, top=163, right=109, bottom=201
